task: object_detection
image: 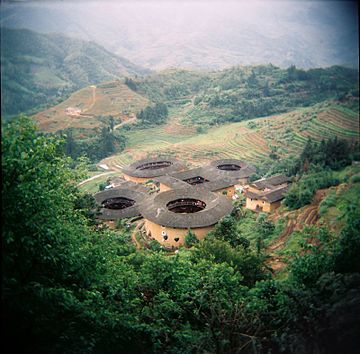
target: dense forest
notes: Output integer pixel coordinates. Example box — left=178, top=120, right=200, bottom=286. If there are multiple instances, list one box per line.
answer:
left=1, top=28, right=149, bottom=119
left=3, top=116, right=360, bottom=353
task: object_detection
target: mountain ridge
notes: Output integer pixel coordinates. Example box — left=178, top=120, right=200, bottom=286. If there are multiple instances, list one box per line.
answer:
left=1, top=27, right=150, bottom=118
left=1, top=1, right=358, bottom=71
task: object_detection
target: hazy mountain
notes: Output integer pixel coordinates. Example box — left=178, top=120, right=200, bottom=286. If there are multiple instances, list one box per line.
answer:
left=1, top=27, right=149, bottom=118
left=1, top=1, right=358, bottom=70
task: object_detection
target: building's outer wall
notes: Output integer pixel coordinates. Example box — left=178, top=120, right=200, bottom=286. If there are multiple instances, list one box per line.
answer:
left=123, top=173, right=151, bottom=184
left=103, top=220, right=116, bottom=229
left=144, top=219, right=214, bottom=247
left=214, top=186, right=235, bottom=199
left=246, top=197, right=264, bottom=211
left=245, top=198, right=281, bottom=212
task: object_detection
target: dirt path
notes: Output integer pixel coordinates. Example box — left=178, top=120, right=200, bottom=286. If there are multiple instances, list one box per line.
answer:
left=77, top=171, right=113, bottom=187
left=82, top=85, right=97, bottom=113
left=114, top=114, right=136, bottom=130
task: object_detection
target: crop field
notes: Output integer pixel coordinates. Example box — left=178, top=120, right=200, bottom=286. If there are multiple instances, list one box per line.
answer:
left=34, top=83, right=358, bottom=174
left=33, top=81, right=149, bottom=136
left=101, top=101, right=359, bottom=171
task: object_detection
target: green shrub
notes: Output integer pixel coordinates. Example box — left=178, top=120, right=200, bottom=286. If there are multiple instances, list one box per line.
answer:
left=319, top=191, right=337, bottom=215
left=350, top=175, right=360, bottom=183
left=98, top=182, right=107, bottom=191
left=148, top=239, right=162, bottom=252
left=184, top=229, right=199, bottom=248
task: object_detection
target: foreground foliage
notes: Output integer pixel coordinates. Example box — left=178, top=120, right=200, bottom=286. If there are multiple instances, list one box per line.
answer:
left=3, top=117, right=360, bottom=353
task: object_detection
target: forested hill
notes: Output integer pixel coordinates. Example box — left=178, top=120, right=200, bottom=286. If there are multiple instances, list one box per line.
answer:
left=131, top=65, right=359, bottom=126
left=1, top=27, right=149, bottom=119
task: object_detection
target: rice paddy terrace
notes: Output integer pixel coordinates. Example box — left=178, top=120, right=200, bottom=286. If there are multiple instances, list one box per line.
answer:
left=101, top=100, right=359, bottom=171
left=32, top=78, right=358, bottom=175
left=33, top=81, right=149, bottom=138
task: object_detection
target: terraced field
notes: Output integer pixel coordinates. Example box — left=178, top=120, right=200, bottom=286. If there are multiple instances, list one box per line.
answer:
left=101, top=101, right=359, bottom=171
left=33, top=81, right=149, bottom=137
left=34, top=85, right=358, bottom=174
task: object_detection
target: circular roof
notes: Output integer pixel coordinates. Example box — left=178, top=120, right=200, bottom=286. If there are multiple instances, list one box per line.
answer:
left=208, top=159, right=256, bottom=179
left=94, top=187, right=147, bottom=220
left=121, top=157, right=185, bottom=178
left=138, top=188, right=233, bottom=228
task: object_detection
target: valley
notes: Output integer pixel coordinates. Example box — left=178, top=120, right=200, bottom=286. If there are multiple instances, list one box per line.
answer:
left=32, top=65, right=359, bottom=172
left=3, top=1, right=360, bottom=352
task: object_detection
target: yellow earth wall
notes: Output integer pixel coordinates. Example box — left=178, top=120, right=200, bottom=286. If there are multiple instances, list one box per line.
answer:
left=144, top=219, right=214, bottom=247
left=103, top=220, right=116, bottom=229
left=245, top=198, right=281, bottom=213
left=246, top=197, right=264, bottom=211
left=214, top=186, right=235, bottom=199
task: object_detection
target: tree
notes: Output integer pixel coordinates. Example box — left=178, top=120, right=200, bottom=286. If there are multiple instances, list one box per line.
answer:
left=247, top=70, right=258, bottom=86
left=109, top=116, right=115, bottom=131
left=2, top=116, right=98, bottom=352
left=100, top=126, right=116, bottom=156
left=124, top=77, right=137, bottom=91
left=137, top=102, right=169, bottom=125
left=64, top=128, right=77, bottom=157
left=184, top=229, right=199, bottom=247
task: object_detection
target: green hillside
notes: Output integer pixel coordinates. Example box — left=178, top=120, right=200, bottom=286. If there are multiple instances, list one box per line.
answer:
left=133, top=65, right=359, bottom=127
left=33, top=80, right=149, bottom=138
left=1, top=28, right=149, bottom=119
left=100, top=99, right=359, bottom=171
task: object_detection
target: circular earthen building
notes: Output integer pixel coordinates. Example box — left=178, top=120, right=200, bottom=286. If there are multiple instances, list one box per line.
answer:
left=208, top=159, right=256, bottom=183
left=138, top=188, right=233, bottom=247
left=94, top=187, right=148, bottom=221
left=121, top=157, right=185, bottom=183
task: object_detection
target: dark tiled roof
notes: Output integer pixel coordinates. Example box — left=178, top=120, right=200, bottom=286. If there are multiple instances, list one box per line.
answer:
left=154, top=175, right=191, bottom=189
left=245, top=185, right=288, bottom=203
left=208, top=159, right=256, bottom=179
left=262, top=186, right=289, bottom=203
left=121, top=157, right=185, bottom=178
left=244, top=190, right=262, bottom=200
left=170, top=160, right=256, bottom=183
left=169, top=167, right=205, bottom=180
left=193, top=178, right=239, bottom=192
left=251, top=174, right=291, bottom=190
left=138, top=188, right=233, bottom=228
left=94, top=187, right=148, bottom=220
left=157, top=173, right=238, bottom=193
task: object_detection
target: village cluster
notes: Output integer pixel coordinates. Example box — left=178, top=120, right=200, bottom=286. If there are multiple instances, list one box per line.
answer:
left=94, top=158, right=291, bottom=247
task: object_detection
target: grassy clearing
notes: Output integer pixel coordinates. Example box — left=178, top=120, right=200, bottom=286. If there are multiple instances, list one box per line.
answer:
left=79, top=171, right=119, bottom=194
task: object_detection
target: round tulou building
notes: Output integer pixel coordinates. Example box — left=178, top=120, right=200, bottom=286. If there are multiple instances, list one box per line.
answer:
left=94, top=186, right=148, bottom=222
left=138, top=188, right=233, bottom=247
left=208, top=159, right=256, bottom=184
left=121, top=157, right=185, bottom=184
